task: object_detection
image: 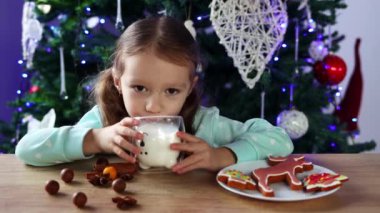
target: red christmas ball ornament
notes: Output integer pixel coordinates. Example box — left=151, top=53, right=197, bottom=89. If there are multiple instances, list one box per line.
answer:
left=29, top=85, right=40, bottom=93
left=313, top=54, right=347, bottom=85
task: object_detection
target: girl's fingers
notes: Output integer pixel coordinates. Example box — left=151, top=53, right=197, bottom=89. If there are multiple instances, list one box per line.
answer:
left=172, top=154, right=203, bottom=174
left=116, top=125, right=143, bottom=140
left=171, top=132, right=206, bottom=152
left=170, top=142, right=191, bottom=152
left=170, top=140, right=207, bottom=153
left=176, top=131, right=202, bottom=143
left=179, top=163, right=205, bottom=174
left=113, top=135, right=140, bottom=156
left=119, top=117, right=140, bottom=127
left=112, top=145, right=136, bottom=163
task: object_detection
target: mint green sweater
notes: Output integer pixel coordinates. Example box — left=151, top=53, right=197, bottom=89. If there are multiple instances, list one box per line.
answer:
left=16, top=106, right=293, bottom=166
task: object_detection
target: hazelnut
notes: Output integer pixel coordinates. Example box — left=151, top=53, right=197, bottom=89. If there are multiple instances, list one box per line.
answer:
left=72, top=192, right=87, bottom=208
left=45, top=180, right=59, bottom=195
left=112, top=178, right=126, bottom=193
left=120, top=173, right=134, bottom=181
left=94, top=157, right=109, bottom=172
left=60, top=168, right=74, bottom=183
left=99, top=176, right=109, bottom=185
left=96, top=157, right=109, bottom=166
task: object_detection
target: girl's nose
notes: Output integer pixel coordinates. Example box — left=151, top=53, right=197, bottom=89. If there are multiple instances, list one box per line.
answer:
left=145, top=94, right=162, bottom=114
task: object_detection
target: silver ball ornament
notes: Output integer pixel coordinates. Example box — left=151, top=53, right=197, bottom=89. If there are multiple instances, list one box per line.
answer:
left=276, top=109, right=309, bottom=139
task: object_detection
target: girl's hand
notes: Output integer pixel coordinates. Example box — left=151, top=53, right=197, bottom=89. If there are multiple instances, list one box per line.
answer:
left=170, top=131, right=236, bottom=174
left=83, top=117, right=143, bottom=163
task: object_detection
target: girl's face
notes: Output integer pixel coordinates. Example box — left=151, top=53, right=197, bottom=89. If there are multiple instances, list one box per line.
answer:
left=114, top=51, right=197, bottom=117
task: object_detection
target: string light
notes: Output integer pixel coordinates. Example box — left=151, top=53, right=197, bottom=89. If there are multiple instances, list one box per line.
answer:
left=100, top=18, right=105, bottom=24
left=305, top=58, right=314, bottom=63
left=18, top=60, right=24, bottom=65
left=328, top=124, right=337, bottom=131
left=307, top=19, right=316, bottom=32
left=353, top=131, right=360, bottom=139
left=85, top=7, right=91, bottom=14
left=330, top=142, right=337, bottom=148
left=196, top=14, right=209, bottom=21
left=84, top=85, right=92, bottom=92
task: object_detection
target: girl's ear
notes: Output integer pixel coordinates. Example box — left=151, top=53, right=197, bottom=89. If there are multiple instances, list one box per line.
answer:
left=112, top=69, right=122, bottom=93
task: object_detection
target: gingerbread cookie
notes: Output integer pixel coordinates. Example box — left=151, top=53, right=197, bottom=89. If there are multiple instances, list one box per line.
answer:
left=303, top=173, right=349, bottom=192
left=252, top=156, right=313, bottom=197
left=217, top=170, right=256, bottom=190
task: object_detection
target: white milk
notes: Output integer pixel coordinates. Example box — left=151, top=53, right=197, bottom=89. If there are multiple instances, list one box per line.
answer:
left=135, top=122, right=181, bottom=169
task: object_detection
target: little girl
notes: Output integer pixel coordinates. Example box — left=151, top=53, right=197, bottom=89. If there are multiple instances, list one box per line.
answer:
left=16, top=16, right=293, bottom=174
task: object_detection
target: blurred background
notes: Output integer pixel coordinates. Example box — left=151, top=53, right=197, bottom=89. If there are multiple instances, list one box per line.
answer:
left=1, top=0, right=379, bottom=153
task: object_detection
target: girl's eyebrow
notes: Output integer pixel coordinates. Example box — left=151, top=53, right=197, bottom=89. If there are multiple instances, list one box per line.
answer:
left=126, top=77, right=188, bottom=89
left=126, top=78, right=146, bottom=84
left=164, top=82, right=187, bottom=89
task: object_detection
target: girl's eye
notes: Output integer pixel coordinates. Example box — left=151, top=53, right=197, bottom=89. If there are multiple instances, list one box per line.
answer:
left=166, top=88, right=179, bottom=95
left=133, top=85, right=147, bottom=92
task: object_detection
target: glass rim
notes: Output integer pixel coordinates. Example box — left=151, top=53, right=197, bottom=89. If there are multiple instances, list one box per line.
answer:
left=133, top=115, right=183, bottom=120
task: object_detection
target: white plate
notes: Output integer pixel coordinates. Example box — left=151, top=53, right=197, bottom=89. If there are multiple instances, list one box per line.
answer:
left=216, top=160, right=341, bottom=202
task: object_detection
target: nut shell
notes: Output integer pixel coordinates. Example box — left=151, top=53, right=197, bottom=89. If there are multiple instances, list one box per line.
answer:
left=45, top=180, right=59, bottom=195
left=60, top=168, right=74, bottom=183
left=112, top=178, right=126, bottom=193
left=72, top=192, right=87, bottom=208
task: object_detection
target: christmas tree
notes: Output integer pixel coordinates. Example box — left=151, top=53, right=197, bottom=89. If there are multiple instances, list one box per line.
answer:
left=0, top=0, right=376, bottom=154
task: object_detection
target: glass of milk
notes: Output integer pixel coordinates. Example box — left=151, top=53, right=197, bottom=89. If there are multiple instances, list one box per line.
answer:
left=133, top=116, right=185, bottom=170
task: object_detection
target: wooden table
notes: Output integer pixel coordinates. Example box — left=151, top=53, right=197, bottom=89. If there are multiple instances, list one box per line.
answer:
left=0, top=154, right=379, bottom=212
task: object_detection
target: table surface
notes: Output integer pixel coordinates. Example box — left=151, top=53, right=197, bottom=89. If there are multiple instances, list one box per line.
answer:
left=1, top=154, right=379, bottom=212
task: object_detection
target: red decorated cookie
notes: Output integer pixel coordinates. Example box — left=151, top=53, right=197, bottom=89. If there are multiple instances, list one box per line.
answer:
left=303, top=173, right=349, bottom=192
left=217, top=170, right=256, bottom=190
left=252, top=156, right=313, bottom=197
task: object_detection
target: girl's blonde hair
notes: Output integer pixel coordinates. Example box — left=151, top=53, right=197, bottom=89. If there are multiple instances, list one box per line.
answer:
left=94, top=16, right=200, bottom=133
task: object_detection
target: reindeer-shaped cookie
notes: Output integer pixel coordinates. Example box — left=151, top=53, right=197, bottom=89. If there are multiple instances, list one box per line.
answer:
left=252, top=156, right=313, bottom=197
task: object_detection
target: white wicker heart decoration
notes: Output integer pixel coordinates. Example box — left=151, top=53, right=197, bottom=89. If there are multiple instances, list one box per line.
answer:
left=210, top=0, right=288, bottom=89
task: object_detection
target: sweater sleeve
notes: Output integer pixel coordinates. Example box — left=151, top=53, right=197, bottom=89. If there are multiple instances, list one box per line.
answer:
left=15, top=106, right=103, bottom=166
left=193, top=107, right=294, bottom=163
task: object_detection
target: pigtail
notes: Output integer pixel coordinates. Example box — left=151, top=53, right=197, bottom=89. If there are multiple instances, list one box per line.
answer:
left=180, top=88, right=200, bottom=135
left=94, top=69, right=127, bottom=126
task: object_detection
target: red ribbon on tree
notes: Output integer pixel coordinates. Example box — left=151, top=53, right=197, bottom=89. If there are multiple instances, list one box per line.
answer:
left=334, top=38, right=363, bottom=132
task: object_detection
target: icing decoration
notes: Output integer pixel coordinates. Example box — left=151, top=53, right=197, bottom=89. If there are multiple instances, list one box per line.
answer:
left=303, top=173, right=349, bottom=192
left=217, top=170, right=256, bottom=190
left=252, top=156, right=313, bottom=197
